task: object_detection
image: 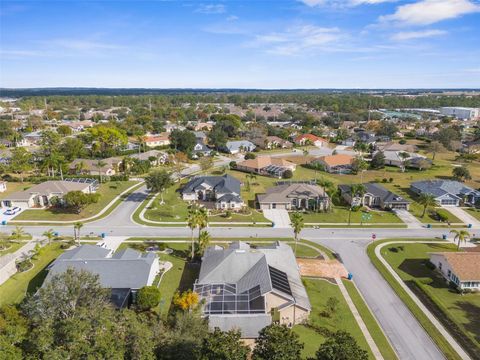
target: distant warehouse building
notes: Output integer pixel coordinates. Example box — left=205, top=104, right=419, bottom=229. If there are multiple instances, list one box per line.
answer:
left=439, top=107, right=480, bottom=120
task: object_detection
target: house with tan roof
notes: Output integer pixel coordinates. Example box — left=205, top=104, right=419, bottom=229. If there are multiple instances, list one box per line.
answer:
left=2, top=180, right=96, bottom=209
left=293, top=133, right=327, bottom=147
left=257, top=182, right=330, bottom=211
left=253, top=136, right=292, bottom=150
left=429, top=252, right=480, bottom=291
left=236, top=156, right=296, bottom=178
left=144, top=133, right=170, bottom=148
left=312, top=154, right=355, bottom=174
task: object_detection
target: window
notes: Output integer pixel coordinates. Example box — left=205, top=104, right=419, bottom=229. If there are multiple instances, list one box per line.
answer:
left=438, top=262, right=442, bottom=270
left=447, top=270, right=451, bottom=277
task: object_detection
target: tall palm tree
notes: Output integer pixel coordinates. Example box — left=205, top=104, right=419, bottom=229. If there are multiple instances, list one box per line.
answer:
left=10, top=226, right=26, bottom=242
left=197, top=206, right=209, bottom=241
left=418, top=193, right=437, bottom=218
left=94, top=160, right=107, bottom=183
left=187, top=204, right=200, bottom=260
left=450, top=229, right=470, bottom=250
left=198, top=230, right=211, bottom=257
left=290, top=212, right=304, bottom=256
left=42, top=228, right=55, bottom=245
left=398, top=152, right=410, bottom=173
left=74, top=222, right=83, bottom=246
left=351, top=184, right=367, bottom=205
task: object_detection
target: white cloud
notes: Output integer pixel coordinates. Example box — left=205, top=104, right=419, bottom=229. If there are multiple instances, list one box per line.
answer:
left=380, top=0, right=480, bottom=25
left=250, top=25, right=343, bottom=55
left=226, top=15, right=239, bottom=21
left=195, top=4, right=226, bottom=14
left=299, top=0, right=396, bottom=6
left=391, top=29, right=447, bottom=40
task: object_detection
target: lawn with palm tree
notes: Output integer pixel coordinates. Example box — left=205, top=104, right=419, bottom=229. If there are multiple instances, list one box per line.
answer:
left=13, top=181, right=138, bottom=221
left=381, top=241, right=480, bottom=354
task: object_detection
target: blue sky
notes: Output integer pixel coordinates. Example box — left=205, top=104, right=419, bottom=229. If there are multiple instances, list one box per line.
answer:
left=1, top=0, right=479, bottom=88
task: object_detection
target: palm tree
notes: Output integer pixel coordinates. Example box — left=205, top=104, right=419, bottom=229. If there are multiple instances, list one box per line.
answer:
left=42, top=229, right=55, bottom=245
left=94, top=160, right=107, bottom=183
left=246, top=173, right=256, bottom=191
left=290, top=212, right=304, bottom=256
left=197, top=206, right=209, bottom=241
left=198, top=230, right=211, bottom=257
left=418, top=193, right=437, bottom=218
left=10, top=226, right=26, bottom=242
left=73, top=222, right=83, bottom=246
left=351, top=184, right=367, bottom=206
left=187, top=204, right=200, bottom=260
left=398, top=152, right=410, bottom=172
left=450, top=229, right=470, bottom=250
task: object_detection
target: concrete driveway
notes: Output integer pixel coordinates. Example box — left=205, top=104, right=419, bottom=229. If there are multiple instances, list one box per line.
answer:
left=262, top=209, right=291, bottom=228
left=393, top=209, right=423, bottom=229
left=443, top=206, right=480, bottom=228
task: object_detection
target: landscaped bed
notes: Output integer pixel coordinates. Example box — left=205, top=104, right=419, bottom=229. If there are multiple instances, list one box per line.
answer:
left=13, top=181, right=139, bottom=222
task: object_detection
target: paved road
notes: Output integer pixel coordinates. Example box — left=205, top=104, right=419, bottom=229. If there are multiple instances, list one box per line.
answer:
left=307, top=235, right=444, bottom=360
left=0, top=185, right=463, bottom=360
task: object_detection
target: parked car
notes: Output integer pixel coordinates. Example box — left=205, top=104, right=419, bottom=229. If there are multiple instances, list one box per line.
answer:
left=4, top=207, right=21, bottom=215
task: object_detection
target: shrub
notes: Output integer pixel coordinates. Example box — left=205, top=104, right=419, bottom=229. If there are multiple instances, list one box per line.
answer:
left=136, top=286, right=161, bottom=311
left=244, top=152, right=256, bottom=160
left=435, top=209, right=450, bottom=222
left=382, top=178, right=388, bottom=183
left=229, top=161, right=237, bottom=169
left=16, top=259, right=33, bottom=272
left=283, top=169, right=293, bottom=179
left=399, top=139, right=407, bottom=144
left=389, top=177, right=393, bottom=182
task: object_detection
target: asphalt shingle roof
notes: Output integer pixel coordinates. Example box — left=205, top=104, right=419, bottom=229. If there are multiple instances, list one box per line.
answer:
left=182, top=174, right=241, bottom=196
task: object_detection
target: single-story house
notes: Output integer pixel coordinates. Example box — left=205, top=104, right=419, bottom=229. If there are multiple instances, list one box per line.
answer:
left=463, top=139, right=480, bottom=154
left=181, top=174, right=244, bottom=210
left=194, top=131, right=208, bottom=144
left=429, top=252, right=480, bottom=291
left=0, top=181, right=6, bottom=193
left=376, top=142, right=417, bottom=153
left=338, top=183, right=410, bottom=210
left=144, top=133, right=170, bottom=147
left=130, top=150, right=168, bottom=165
left=411, top=180, right=480, bottom=207
left=69, top=158, right=121, bottom=176
left=257, top=182, right=330, bottom=211
left=62, top=120, right=95, bottom=132
left=194, top=122, right=214, bottom=131
left=1, top=180, right=95, bottom=209
left=193, top=142, right=212, bottom=157
left=253, top=136, right=293, bottom=150
left=236, top=156, right=296, bottom=177
left=312, top=154, right=355, bottom=174
left=45, top=244, right=160, bottom=307
left=380, top=150, right=431, bottom=170
left=294, top=134, right=327, bottom=147
left=194, top=241, right=311, bottom=340
left=222, top=140, right=256, bottom=154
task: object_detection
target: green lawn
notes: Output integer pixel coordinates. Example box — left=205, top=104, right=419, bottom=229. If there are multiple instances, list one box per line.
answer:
left=0, top=242, right=23, bottom=256
left=143, top=182, right=189, bottom=222
left=296, top=206, right=403, bottom=224
left=0, top=243, right=64, bottom=306
left=367, top=239, right=467, bottom=360
left=14, top=181, right=138, bottom=222
left=382, top=242, right=480, bottom=355
left=466, top=208, right=480, bottom=221
left=342, top=279, right=398, bottom=360
left=293, top=278, right=374, bottom=359
left=209, top=210, right=270, bottom=224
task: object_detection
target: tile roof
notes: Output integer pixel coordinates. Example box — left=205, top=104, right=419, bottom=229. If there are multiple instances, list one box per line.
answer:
left=431, top=252, right=480, bottom=280
left=317, top=154, right=354, bottom=166
left=237, top=156, right=295, bottom=170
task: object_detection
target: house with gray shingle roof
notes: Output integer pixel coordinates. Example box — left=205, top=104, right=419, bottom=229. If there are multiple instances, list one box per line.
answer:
left=194, top=241, right=310, bottom=339
left=181, top=174, right=244, bottom=210
left=411, top=180, right=480, bottom=207
left=338, top=183, right=410, bottom=210
left=45, top=244, right=160, bottom=308
left=222, top=140, right=256, bottom=154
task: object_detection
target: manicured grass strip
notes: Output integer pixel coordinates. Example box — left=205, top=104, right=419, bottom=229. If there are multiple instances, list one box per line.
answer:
left=367, top=240, right=462, bottom=360
left=294, top=278, right=374, bottom=360
left=0, top=242, right=23, bottom=256
left=0, top=243, right=64, bottom=306
left=343, top=279, right=399, bottom=360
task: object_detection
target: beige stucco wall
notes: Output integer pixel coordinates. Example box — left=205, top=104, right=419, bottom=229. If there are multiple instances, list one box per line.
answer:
left=265, top=292, right=309, bottom=325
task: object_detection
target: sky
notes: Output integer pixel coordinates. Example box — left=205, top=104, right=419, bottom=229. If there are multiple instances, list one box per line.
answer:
left=0, top=0, right=479, bottom=89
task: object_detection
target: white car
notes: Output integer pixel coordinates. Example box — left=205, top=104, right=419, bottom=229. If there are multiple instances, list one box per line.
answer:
left=4, top=207, right=21, bottom=215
